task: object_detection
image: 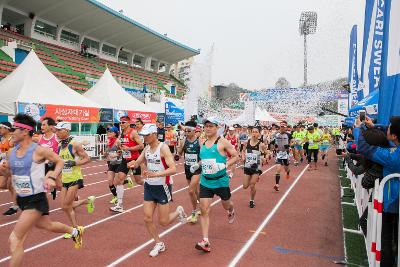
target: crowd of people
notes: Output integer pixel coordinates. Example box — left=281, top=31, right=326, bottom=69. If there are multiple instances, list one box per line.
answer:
left=0, top=113, right=356, bottom=265
left=344, top=115, right=400, bottom=267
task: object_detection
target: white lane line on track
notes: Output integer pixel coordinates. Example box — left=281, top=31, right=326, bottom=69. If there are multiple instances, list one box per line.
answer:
left=0, top=164, right=274, bottom=263
left=0, top=171, right=185, bottom=229
left=227, top=164, right=309, bottom=267
left=106, top=165, right=276, bottom=266
left=0, top=180, right=190, bottom=264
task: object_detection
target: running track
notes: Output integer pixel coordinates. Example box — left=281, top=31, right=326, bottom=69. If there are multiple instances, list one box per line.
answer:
left=0, top=155, right=344, bottom=266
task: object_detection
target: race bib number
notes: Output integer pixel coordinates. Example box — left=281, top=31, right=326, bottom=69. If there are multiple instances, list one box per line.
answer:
left=109, top=152, right=121, bottom=163
left=202, top=159, right=217, bottom=175
left=185, top=153, right=198, bottom=166
left=295, top=138, right=302, bottom=144
left=165, top=139, right=171, bottom=146
left=309, top=140, right=314, bottom=146
left=277, top=151, right=288, bottom=159
left=62, top=165, right=73, bottom=174
left=245, top=153, right=258, bottom=167
left=122, top=150, right=132, bottom=159
left=323, top=140, right=330, bottom=145
left=13, top=175, right=33, bottom=195
left=158, top=134, right=164, bottom=140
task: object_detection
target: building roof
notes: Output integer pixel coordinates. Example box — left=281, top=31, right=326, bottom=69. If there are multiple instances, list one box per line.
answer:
left=4, top=0, right=199, bottom=63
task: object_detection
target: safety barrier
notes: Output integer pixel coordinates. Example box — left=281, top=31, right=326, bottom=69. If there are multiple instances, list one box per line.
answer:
left=345, top=162, right=399, bottom=267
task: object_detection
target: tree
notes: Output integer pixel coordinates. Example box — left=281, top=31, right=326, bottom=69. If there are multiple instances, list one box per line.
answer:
left=275, top=77, right=291, bottom=88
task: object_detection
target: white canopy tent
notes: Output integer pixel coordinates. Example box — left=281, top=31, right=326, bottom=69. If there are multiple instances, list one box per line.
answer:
left=84, top=68, right=154, bottom=113
left=0, top=51, right=100, bottom=115
left=254, top=107, right=279, bottom=123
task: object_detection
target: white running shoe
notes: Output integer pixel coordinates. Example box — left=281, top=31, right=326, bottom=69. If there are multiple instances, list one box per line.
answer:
left=176, top=206, right=187, bottom=223
left=149, top=242, right=166, bottom=257
left=110, top=205, right=123, bottom=213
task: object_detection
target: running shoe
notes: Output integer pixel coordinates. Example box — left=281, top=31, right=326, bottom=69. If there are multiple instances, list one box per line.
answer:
left=249, top=200, right=255, bottom=208
left=286, top=171, right=290, bottom=180
left=63, top=233, right=72, bottom=239
left=149, top=242, right=166, bottom=257
left=322, top=154, right=326, bottom=160
left=294, top=161, right=298, bottom=167
left=110, top=205, right=124, bottom=213
left=109, top=196, right=118, bottom=204
left=300, top=157, right=304, bottom=163
left=187, top=210, right=200, bottom=223
left=273, top=184, right=280, bottom=192
left=176, top=206, right=187, bottom=223
left=86, top=196, right=96, bottom=214
left=228, top=209, right=235, bottom=224
left=195, top=239, right=211, bottom=252
left=3, top=206, right=18, bottom=216
left=126, top=177, right=134, bottom=188
left=325, top=162, right=328, bottom=166
left=72, top=226, right=84, bottom=249
left=228, top=173, right=233, bottom=179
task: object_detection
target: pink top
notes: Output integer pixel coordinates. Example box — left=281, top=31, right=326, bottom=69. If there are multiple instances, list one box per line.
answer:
left=38, top=134, right=59, bottom=153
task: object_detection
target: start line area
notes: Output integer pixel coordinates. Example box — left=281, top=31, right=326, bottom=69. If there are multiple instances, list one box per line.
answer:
left=0, top=153, right=344, bottom=266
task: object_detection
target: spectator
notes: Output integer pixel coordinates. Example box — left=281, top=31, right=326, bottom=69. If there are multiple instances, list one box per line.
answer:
left=157, top=121, right=165, bottom=142
left=96, top=124, right=107, bottom=135
left=354, top=115, right=400, bottom=267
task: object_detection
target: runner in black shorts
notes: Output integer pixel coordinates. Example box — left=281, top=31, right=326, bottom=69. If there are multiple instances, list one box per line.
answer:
left=178, top=120, right=201, bottom=223
left=242, top=126, right=267, bottom=208
left=0, top=114, right=84, bottom=265
left=273, top=121, right=291, bottom=192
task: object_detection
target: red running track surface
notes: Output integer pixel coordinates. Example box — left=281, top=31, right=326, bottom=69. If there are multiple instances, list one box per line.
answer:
left=0, top=155, right=344, bottom=267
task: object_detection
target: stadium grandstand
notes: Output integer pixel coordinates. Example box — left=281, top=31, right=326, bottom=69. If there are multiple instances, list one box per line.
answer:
left=0, top=0, right=199, bottom=99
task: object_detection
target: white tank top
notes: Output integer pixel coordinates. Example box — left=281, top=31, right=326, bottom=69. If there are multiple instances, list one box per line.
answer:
left=144, top=142, right=169, bottom=185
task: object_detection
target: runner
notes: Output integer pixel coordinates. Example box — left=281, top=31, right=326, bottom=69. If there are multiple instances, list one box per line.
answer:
left=291, top=125, right=305, bottom=166
left=111, top=116, right=143, bottom=213
left=0, top=122, right=18, bottom=216
left=238, top=125, right=249, bottom=162
left=165, top=124, right=177, bottom=154
left=242, top=126, right=267, bottom=208
left=38, top=117, right=59, bottom=200
left=305, top=126, right=321, bottom=171
left=104, top=126, right=122, bottom=205
left=273, top=121, right=291, bottom=192
left=127, top=124, right=186, bottom=257
left=320, top=127, right=332, bottom=166
left=225, top=126, right=238, bottom=179
left=177, top=120, right=201, bottom=223
left=0, top=114, right=83, bottom=266
left=193, top=117, right=239, bottom=252
left=55, top=121, right=95, bottom=231
left=157, top=121, right=165, bottom=142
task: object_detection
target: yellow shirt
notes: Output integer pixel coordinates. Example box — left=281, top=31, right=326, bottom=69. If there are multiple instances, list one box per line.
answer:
left=58, top=140, right=82, bottom=183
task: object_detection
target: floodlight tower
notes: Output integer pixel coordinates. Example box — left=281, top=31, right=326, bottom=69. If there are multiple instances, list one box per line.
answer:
left=299, top=11, right=317, bottom=86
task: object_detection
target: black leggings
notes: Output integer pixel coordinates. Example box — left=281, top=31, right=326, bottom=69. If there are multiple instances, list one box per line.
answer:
left=307, top=149, right=319, bottom=163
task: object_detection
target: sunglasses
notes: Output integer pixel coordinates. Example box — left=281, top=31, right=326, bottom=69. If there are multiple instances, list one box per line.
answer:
left=120, top=121, right=129, bottom=124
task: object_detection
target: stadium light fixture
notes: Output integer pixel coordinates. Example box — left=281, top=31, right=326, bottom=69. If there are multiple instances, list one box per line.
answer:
left=299, top=11, right=317, bottom=86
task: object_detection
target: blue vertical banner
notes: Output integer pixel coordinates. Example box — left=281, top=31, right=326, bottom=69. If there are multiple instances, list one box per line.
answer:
left=348, top=25, right=361, bottom=109
left=164, top=101, right=184, bottom=125
left=377, top=0, right=400, bottom=124
left=360, top=0, right=375, bottom=94
left=362, top=0, right=387, bottom=97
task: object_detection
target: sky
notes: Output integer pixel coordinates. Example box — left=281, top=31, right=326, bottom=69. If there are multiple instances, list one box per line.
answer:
left=98, top=0, right=365, bottom=90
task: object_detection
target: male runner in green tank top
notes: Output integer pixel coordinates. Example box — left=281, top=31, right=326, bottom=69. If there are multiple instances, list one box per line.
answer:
left=190, top=117, right=238, bottom=252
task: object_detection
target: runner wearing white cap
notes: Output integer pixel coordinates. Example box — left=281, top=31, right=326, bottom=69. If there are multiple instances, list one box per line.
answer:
left=128, top=124, right=186, bottom=257
left=55, top=121, right=95, bottom=236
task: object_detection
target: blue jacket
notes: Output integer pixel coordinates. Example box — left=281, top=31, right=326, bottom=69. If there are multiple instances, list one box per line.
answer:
left=354, top=126, right=400, bottom=213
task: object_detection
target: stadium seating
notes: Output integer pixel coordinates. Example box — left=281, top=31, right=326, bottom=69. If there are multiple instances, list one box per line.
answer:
left=0, top=29, right=186, bottom=98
